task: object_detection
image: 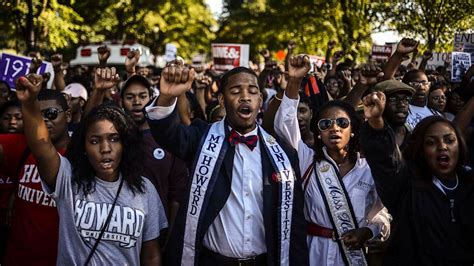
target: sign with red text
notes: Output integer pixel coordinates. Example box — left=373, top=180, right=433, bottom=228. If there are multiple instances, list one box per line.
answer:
left=212, top=43, right=249, bottom=72
left=371, top=45, right=393, bottom=61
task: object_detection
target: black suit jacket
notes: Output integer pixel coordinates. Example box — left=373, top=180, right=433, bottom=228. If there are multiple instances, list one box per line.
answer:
left=147, top=108, right=308, bottom=266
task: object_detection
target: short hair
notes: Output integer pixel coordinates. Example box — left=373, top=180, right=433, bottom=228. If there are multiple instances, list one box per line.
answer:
left=218, top=67, right=258, bottom=92
left=0, top=100, right=21, bottom=117
left=403, top=116, right=468, bottom=180
left=402, top=69, right=426, bottom=84
left=298, top=91, right=313, bottom=109
left=429, top=81, right=448, bottom=94
left=38, top=89, right=68, bottom=111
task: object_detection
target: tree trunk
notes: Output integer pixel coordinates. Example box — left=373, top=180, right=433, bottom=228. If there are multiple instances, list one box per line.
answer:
left=26, top=0, right=35, bottom=53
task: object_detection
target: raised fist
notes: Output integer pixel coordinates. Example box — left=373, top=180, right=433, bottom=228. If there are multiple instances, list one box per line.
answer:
left=97, top=46, right=111, bottom=67
left=259, top=49, right=270, bottom=59
left=327, top=40, right=336, bottom=50
left=358, top=64, right=383, bottom=86
left=396, top=38, right=419, bottom=55
left=422, top=50, right=433, bottom=60
left=362, top=91, right=386, bottom=120
left=333, top=50, right=344, bottom=62
left=50, top=54, right=63, bottom=72
left=29, top=57, right=42, bottom=74
left=288, top=54, right=311, bottom=79
left=94, top=67, right=120, bottom=91
left=160, top=65, right=195, bottom=98
left=15, top=74, right=43, bottom=103
left=194, top=74, right=212, bottom=89
left=125, top=49, right=140, bottom=74
left=288, top=40, right=297, bottom=51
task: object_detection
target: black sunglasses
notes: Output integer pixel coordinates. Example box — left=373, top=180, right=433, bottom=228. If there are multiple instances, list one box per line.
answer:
left=317, top=117, right=351, bottom=131
left=41, top=107, right=64, bottom=120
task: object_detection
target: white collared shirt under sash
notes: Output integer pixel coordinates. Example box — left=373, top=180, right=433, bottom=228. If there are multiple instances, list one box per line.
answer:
left=203, top=125, right=266, bottom=258
left=274, top=94, right=389, bottom=266
left=145, top=99, right=266, bottom=259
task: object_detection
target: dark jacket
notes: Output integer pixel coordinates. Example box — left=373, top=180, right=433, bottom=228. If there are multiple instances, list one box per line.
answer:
left=360, top=123, right=474, bottom=266
left=147, top=108, right=308, bottom=266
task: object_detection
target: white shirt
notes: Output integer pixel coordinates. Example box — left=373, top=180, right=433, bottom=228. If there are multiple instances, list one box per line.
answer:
left=145, top=99, right=266, bottom=258
left=406, top=104, right=441, bottom=131
left=274, top=94, right=391, bottom=266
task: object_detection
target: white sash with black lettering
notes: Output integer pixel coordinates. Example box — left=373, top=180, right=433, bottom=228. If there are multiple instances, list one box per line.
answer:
left=315, top=160, right=368, bottom=266
left=182, top=120, right=226, bottom=266
left=259, top=127, right=294, bottom=266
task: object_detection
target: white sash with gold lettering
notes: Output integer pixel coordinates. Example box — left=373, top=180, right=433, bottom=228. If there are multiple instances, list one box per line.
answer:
left=259, top=127, right=294, bottom=266
left=182, top=120, right=226, bottom=266
left=315, top=160, right=368, bottom=266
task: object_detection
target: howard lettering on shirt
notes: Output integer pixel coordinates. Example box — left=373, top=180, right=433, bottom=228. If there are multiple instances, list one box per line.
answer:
left=190, top=133, right=221, bottom=216
left=74, top=199, right=145, bottom=248
left=18, top=164, right=56, bottom=207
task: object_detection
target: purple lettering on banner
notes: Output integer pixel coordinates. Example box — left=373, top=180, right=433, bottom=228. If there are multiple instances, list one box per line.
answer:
left=0, top=53, right=48, bottom=89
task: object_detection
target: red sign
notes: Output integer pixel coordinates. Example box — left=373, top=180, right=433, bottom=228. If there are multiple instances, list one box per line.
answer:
left=212, top=44, right=250, bottom=72
left=371, top=45, right=393, bottom=61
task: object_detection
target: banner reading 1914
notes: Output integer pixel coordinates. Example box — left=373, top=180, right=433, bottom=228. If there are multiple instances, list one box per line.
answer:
left=212, top=43, right=249, bottom=72
left=0, top=53, right=54, bottom=90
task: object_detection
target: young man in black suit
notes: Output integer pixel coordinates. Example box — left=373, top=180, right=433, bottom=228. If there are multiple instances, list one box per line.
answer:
left=145, top=64, right=308, bottom=266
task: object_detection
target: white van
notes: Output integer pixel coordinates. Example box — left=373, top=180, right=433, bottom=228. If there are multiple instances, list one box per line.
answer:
left=70, top=41, right=155, bottom=67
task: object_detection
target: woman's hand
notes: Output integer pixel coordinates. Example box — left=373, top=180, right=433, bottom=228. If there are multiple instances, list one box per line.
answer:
left=340, top=227, right=373, bottom=250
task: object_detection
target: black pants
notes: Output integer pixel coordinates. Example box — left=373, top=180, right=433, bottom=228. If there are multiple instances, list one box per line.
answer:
left=198, top=247, right=267, bottom=266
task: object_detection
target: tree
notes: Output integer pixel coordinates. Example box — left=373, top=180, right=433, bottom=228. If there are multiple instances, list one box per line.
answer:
left=0, top=0, right=86, bottom=53
left=382, top=0, right=474, bottom=51
left=73, top=0, right=217, bottom=59
left=217, top=0, right=388, bottom=63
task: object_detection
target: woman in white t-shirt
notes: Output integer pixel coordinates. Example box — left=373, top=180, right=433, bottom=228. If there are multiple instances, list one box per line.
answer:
left=15, top=71, right=167, bottom=266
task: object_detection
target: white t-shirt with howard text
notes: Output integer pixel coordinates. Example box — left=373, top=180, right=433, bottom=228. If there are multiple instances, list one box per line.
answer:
left=42, top=155, right=167, bottom=265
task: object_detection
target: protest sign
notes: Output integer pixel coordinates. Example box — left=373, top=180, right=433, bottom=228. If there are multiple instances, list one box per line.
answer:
left=164, top=43, right=177, bottom=63
left=451, top=52, right=471, bottom=82
left=454, top=33, right=474, bottom=62
left=308, top=55, right=325, bottom=72
left=212, top=43, right=249, bottom=72
left=0, top=53, right=54, bottom=90
left=371, top=44, right=393, bottom=61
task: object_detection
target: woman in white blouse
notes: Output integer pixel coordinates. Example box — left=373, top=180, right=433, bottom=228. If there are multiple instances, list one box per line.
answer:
left=274, top=55, right=391, bottom=266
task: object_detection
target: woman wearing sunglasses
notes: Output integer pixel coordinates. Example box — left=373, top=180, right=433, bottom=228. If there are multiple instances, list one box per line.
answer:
left=274, top=55, right=390, bottom=265
left=15, top=71, right=167, bottom=265
left=361, top=91, right=474, bottom=265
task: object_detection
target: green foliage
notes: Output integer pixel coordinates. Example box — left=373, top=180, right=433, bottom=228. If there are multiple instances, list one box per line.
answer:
left=382, top=0, right=474, bottom=51
left=217, top=0, right=389, bottom=63
left=0, top=0, right=84, bottom=52
left=1, top=0, right=472, bottom=62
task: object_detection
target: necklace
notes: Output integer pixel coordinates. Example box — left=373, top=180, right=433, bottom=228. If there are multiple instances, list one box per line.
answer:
left=436, top=175, right=459, bottom=191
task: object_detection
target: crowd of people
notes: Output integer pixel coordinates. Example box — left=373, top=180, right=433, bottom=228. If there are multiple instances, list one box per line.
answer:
left=0, top=36, right=473, bottom=266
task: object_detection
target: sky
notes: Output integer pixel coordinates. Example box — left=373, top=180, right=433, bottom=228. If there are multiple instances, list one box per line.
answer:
left=204, top=0, right=400, bottom=45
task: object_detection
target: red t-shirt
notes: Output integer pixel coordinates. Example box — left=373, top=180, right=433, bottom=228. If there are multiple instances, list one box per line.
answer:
left=0, top=134, right=28, bottom=212
left=3, top=139, right=65, bottom=266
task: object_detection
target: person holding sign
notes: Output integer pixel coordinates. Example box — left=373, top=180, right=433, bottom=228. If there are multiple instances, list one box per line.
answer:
left=360, top=91, right=474, bottom=265
left=145, top=64, right=308, bottom=265
left=274, top=55, right=390, bottom=266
